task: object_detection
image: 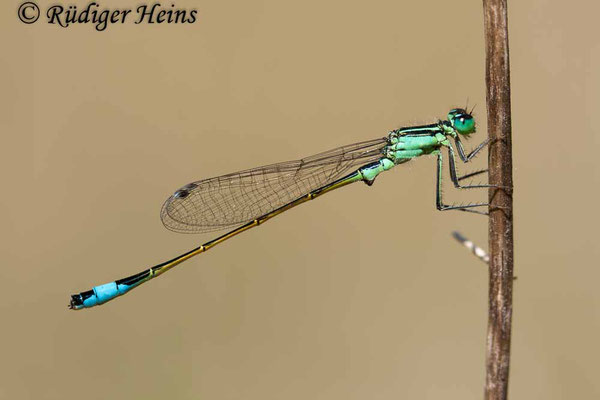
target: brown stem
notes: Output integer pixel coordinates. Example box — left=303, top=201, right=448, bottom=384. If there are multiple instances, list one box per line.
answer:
left=483, top=0, right=514, bottom=399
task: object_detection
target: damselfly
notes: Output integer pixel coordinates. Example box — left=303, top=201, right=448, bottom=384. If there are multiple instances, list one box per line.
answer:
left=70, top=108, right=491, bottom=310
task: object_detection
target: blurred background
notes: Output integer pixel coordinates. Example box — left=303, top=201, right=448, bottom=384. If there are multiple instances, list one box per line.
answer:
left=1, top=0, right=598, bottom=398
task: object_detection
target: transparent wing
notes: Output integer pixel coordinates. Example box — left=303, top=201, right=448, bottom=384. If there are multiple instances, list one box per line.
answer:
left=160, top=137, right=388, bottom=233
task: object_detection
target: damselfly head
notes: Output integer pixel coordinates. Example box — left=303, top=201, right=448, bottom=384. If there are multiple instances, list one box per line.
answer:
left=448, top=108, right=476, bottom=136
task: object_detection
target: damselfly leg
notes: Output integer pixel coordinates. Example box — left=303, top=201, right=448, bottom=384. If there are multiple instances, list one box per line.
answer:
left=436, top=139, right=493, bottom=215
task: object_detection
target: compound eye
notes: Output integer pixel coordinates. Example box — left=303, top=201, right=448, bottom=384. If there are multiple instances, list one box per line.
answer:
left=447, top=108, right=466, bottom=120
left=454, top=114, right=475, bottom=135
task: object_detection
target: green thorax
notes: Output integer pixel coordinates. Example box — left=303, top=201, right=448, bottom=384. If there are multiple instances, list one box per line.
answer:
left=385, top=122, right=452, bottom=163
left=358, top=108, right=476, bottom=183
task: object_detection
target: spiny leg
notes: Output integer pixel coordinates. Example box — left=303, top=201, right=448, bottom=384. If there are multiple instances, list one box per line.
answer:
left=447, top=146, right=496, bottom=190
left=454, top=137, right=489, bottom=162
left=458, top=169, right=488, bottom=182
left=435, top=151, right=488, bottom=214
left=448, top=145, right=511, bottom=194
left=452, top=136, right=489, bottom=181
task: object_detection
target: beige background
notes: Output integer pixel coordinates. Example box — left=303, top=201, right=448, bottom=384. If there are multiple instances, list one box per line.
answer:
left=1, top=0, right=598, bottom=399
